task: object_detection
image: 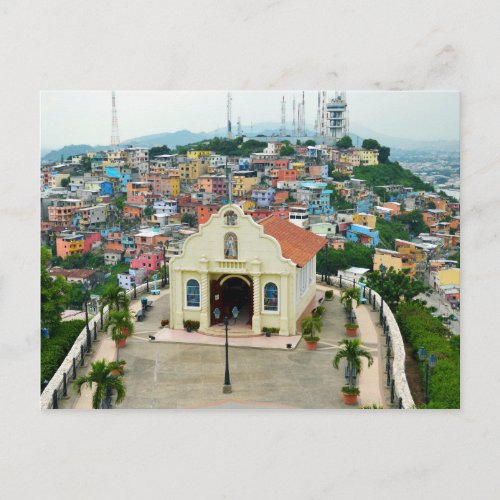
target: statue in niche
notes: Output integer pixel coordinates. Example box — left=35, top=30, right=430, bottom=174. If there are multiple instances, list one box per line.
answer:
left=224, top=232, right=238, bottom=260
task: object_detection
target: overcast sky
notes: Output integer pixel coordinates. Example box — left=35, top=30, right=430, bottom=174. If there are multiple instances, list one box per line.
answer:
left=41, top=91, right=459, bottom=150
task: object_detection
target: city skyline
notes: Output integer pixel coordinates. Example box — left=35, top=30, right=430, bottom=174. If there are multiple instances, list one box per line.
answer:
left=41, top=91, right=459, bottom=150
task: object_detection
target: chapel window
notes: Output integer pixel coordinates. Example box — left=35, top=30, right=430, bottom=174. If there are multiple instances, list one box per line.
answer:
left=263, top=282, right=278, bottom=311
left=186, top=279, right=200, bottom=307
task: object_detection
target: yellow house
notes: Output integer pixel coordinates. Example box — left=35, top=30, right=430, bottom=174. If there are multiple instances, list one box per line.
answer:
left=239, top=199, right=255, bottom=211
left=353, top=213, right=376, bottom=229
left=438, top=268, right=460, bottom=287
left=169, top=205, right=326, bottom=336
left=179, top=159, right=210, bottom=180
left=233, top=172, right=258, bottom=197
left=373, top=248, right=416, bottom=276
left=187, top=150, right=212, bottom=159
left=358, top=149, right=379, bottom=165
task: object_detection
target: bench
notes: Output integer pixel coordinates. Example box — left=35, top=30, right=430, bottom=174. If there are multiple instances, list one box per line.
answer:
left=135, top=310, right=145, bottom=322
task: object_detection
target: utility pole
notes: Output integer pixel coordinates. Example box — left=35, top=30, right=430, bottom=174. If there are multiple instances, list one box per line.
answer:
left=227, top=92, right=233, bottom=140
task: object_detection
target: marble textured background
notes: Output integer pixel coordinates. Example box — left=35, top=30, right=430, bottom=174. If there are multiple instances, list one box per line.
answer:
left=0, top=1, right=499, bottom=498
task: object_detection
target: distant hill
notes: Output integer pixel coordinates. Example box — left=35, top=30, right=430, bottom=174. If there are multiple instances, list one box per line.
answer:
left=350, top=123, right=459, bottom=152
left=42, top=122, right=459, bottom=163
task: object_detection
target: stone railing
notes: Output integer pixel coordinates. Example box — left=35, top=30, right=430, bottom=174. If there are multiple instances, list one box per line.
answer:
left=40, top=278, right=163, bottom=409
left=317, top=274, right=415, bottom=409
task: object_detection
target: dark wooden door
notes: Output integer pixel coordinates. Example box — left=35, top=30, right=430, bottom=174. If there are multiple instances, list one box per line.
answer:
left=210, top=279, right=222, bottom=325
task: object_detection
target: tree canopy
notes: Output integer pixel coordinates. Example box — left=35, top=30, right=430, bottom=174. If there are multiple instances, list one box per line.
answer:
left=336, top=136, right=353, bottom=149
left=280, top=145, right=295, bottom=156
left=149, top=145, right=172, bottom=157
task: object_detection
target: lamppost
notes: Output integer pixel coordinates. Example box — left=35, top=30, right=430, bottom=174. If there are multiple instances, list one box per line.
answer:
left=379, top=264, right=387, bottom=324
left=417, top=347, right=438, bottom=404
left=214, top=307, right=232, bottom=394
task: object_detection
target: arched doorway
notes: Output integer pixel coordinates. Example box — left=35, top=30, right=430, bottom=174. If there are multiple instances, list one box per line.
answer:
left=210, top=275, right=253, bottom=326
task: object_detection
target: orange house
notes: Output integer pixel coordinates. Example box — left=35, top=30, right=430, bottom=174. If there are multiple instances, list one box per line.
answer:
left=197, top=204, right=221, bottom=225
left=383, top=202, right=401, bottom=216
left=123, top=205, right=142, bottom=219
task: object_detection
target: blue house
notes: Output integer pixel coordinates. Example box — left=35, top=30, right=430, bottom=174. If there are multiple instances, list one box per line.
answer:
left=238, top=158, right=250, bottom=171
left=346, top=224, right=379, bottom=247
left=251, top=187, right=276, bottom=207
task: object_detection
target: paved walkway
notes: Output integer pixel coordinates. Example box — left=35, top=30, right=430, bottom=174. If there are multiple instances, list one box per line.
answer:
left=65, top=284, right=389, bottom=409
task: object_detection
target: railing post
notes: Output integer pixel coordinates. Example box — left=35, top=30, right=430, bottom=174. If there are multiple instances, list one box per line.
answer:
left=100, top=312, right=104, bottom=331
left=86, top=328, right=92, bottom=353
left=398, top=397, right=403, bottom=409
left=94, top=322, right=97, bottom=341
left=133, top=283, right=137, bottom=299
left=339, top=275, right=342, bottom=288
left=372, top=297, right=376, bottom=311
left=80, top=345, right=85, bottom=366
left=72, top=357, right=77, bottom=379
left=386, top=360, right=391, bottom=386
left=52, top=389, right=58, bottom=409
left=146, top=277, right=149, bottom=292
left=62, top=372, right=68, bottom=398
left=390, top=380, right=395, bottom=403
left=353, top=278, right=356, bottom=288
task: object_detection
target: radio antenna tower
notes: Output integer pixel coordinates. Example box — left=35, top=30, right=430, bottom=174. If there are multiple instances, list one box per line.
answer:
left=292, top=96, right=296, bottom=136
left=301, top=91, right=306, bottom=137
left=111, top=91, right=120, bottom=148
left=280, top=96, right=286, bottom=136
left=237, top=116, right=242, bottom=137
left=320, top=91, right=327, bottom=137
left=227, top=92, right=233, bottom=140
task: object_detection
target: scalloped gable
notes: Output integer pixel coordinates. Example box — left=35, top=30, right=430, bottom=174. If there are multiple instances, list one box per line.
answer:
left=258, top=215, right=326, bottom=267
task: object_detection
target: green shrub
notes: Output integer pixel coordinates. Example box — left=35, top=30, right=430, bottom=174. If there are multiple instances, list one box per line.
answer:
left=325, top=290, right=334, bottom=300
left=262, top=327, right=280, bottom=334
left=41, top=320, right=86, bottom=388
left=341, top=386, right=360, bottom=395
left=183, top=320, right=200, bottom=331
left=312, top=305, right=326, bottom=318
left=396, top=302, right=460, bottom=409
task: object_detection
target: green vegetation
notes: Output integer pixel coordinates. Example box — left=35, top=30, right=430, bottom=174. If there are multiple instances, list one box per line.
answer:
left=376, top=217, right=410, bottom=248
left=149, top=145, right=172, bottom=157
left=333, top=339, right=373, bottom=389
left=81, top=156, right=92, bottom=172
left=397, top=302, right=460, bottom=409
left=336, top=136, right=353, bottom=149
left=329, top=188, right=354, bottom=211
left=41, top=319, right=86, bottom=388
left=106, top=309, right=134, bottom=344
left=280, top=145, right=295, bottom=156
left=60, top=177, right=70, bottom=187
left=301, top=315, right=322, bottom=342
left=316, top=242, right=374, bottom=276
left=363, top=269, right=429, bottom=312
left=41, top=247, right=71, bottom=331
left=114, top=194, right=126, bottom=211
left=448, top=249, right=460, bottom=266
left=178, top=136, right=267, bottom=157
left=394, top=211, right=428, bottom=237
left=340, top=287, right=360, bottom=314
left=53, top=250, right=105, bottom=270
left=353, top=162, right=434, bottom=192
left=99, top=283, right=129, bottom=313
left=92, top=263, right=130, bottom=296
left=181, top=213, right=197, bottom=227
left=74, top=359, right=127, bottom=409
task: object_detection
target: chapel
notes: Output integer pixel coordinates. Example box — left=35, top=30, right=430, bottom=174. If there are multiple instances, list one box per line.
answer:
left=169, top=204, right=326, bottom=336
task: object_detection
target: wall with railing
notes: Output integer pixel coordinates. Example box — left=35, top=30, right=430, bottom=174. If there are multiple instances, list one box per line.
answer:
left=40, top=278, right=164, bottom=409
left=317, top=274, right=415, bottom=409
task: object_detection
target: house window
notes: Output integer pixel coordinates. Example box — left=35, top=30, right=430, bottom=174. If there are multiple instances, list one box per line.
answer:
left=186, top=279, right=200, bottom=307
left=263, top=282, right=278, bottom=311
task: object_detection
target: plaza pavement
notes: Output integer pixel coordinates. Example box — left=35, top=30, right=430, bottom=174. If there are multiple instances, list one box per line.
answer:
left=67, top=284, right=390, bottom=409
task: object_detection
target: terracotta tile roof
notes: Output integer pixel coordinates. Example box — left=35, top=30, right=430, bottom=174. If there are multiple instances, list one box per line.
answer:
left=259, top=216, right=326, bottom=267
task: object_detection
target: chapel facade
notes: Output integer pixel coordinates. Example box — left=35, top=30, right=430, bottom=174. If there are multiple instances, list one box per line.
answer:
left=169, top=204, right=326, bottom=336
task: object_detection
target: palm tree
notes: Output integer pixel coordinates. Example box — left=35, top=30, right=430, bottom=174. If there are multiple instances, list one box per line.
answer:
left=340, top=287, right=360, bottom=322
left=106, top=309, right=134, bottom=347
left=73, top=359, right=126, bottom=409
left=100, top=283, right=129, bottom=313
left=333, top=339, right=374, bottom=389
left=301, top=315, right=322, bottom=341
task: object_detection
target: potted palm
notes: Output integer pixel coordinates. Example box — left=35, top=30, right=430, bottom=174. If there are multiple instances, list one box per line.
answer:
left=333, top=339, right=373, bottom=405
left=340, top=287, right=360, bottom=334
left=73, top=359, right=126, bottom=409
left=100, top=283, right=130, bottom=314
left=344, top=322, right=359, bottom=337
left=301, top=315, right=322, bottom=350
left=106, top=309, right=134, bottom=348
left=109, top=359, right=126, bottom=376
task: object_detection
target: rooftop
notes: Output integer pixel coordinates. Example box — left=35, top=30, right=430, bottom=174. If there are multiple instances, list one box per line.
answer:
left=259, top=216, right=326, bottom=267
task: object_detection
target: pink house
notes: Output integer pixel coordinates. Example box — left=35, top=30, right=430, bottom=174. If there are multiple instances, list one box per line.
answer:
left=82, top=232, right=101, bottom=252
left=130, top=251, right=162, bottom=272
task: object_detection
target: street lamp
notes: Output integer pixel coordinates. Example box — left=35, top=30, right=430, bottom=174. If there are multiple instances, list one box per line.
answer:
left=417, top=347, right=438, bottom=404
left=214, top=308, right=232, bottom=394
left=379, top=264, right=387, bottom=324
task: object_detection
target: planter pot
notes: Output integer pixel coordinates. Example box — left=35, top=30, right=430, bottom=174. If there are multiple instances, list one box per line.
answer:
left=265, top=332, right=271, bottom=337
left=115, top=338, right=127, bottom=348
left=342, top=392, right=358, bottom=405
left=305, top=340, right=318, bottom=350
left=186, top=327, right=192, bottom=333
left=346, top=327, right=358, bottom=337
